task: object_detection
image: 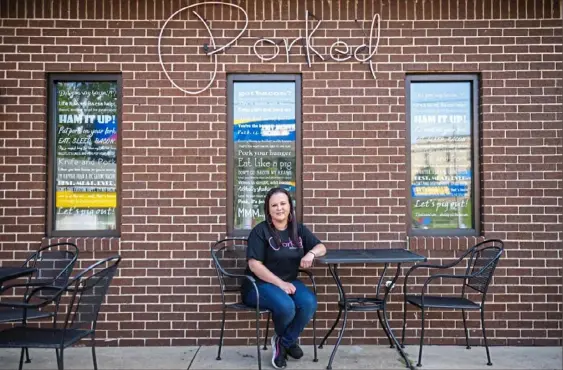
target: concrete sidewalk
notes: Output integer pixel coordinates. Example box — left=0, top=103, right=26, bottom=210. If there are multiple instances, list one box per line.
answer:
left=0, top=345, right=561, bottom=370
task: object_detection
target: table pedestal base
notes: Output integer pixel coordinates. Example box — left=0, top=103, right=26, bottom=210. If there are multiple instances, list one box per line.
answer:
left=319, top=263, right=414, bottom=370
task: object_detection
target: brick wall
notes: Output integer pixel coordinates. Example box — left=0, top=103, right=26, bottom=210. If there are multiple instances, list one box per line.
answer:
left=0, top=0, right=561, bottom=346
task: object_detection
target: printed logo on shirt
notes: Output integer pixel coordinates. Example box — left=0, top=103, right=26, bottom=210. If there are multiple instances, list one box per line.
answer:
left=268, top=236, right=303, bottom=251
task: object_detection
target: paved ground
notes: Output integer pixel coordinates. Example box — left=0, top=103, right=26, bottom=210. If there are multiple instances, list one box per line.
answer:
left=0, top=345, right=561, bottom=370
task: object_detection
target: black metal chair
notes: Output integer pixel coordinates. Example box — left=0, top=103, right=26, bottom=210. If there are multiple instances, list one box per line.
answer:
left=211, top=237, right=318, bottom=370
left=0, top=255, right=121, bottom=370
left=0, top=242, right=79, bottom=363
left=400, top=239, right=504, bottom=367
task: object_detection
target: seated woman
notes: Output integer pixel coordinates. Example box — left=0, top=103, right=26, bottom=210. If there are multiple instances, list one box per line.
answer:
left=242, top=187, right=326, bottom=369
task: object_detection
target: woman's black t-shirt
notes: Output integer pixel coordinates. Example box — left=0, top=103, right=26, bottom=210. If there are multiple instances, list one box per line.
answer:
left=245, top=221, right=321, bottom=283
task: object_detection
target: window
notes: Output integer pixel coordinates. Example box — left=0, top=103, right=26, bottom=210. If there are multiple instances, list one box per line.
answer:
left=227, top=74, right=302, bottom=236
left=47, top=74, right=121, bottom=237
left=406, top=74, right=480, bottom=236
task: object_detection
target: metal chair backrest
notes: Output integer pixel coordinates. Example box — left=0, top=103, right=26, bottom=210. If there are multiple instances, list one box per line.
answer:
left=24, top=242, right=79, bottom=300
left=463, top=239, right=504, bottom=295
left=211, top=238, right=249, bottom=297
left=63, top=255, right=121, bottom=333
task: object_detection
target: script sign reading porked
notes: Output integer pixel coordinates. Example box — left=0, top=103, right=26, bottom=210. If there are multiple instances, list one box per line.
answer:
left=158, top=1, right=381, bottom=95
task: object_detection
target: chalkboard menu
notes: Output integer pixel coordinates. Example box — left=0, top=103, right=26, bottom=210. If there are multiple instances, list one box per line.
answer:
left=408, top=80, right=475, bottom=232
left=231, top=81, right=297, bottom=231
left=54, top=81, right=118, bottom=231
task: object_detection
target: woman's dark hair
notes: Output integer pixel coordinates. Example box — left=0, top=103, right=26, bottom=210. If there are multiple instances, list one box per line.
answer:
left=264, top=187, right=299, bottom=248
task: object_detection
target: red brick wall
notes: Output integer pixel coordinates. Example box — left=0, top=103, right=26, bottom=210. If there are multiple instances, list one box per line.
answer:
left=0, top=0, right=561, bottom=346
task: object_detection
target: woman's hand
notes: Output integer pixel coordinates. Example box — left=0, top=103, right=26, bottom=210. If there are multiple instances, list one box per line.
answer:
left=277, top=281, right=297, bottom=295
left=300, top=252, right=315, bottom=269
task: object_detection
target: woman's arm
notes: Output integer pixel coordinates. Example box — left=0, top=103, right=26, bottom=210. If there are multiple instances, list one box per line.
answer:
left=248, top=258, right=296, bottom=294
left=300, top=242, right=327, bottom=268
left=307, top=243, right=327, bottom=258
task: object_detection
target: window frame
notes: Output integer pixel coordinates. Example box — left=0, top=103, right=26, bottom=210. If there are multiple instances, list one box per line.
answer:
left=405, top=74, right=481, bottom=237
left=46, top=73, right=122, bottom=238
left=226, top=74, right=302, bottom=237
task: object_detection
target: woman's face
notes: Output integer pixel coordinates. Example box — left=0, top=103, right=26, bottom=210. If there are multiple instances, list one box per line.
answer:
left=268, top=192, right=290, bottom=226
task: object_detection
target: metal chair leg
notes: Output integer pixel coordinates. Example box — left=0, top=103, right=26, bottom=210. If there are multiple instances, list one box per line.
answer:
left=481, top=309, right=492, bottom=366
left=216, top=308, right=227, bottom=361
left=58, top=348, right=64, bottom=370
left=312, top=311, right=318, bottom=362
left=263, top=311, right=271, bottom=350
left=462, top=309, right=471, bottom=349
left=377, top=310, right=394, bottom=348
left=417, top=307, right=425, bottom=367
left=319, top=307, right=342, bottom=348
left=24, top=348, right=31, bottom=363
left=401, top=298, right=408, bottom=348
left=255, top=307, right=262, bottom=370
left=18, top=348, right=25, bottom=370
left=91, top=335, right=98, bottom=370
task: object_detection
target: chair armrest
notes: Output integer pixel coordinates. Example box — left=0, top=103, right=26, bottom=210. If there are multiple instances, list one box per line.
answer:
left=220, top=270, right=253, bottom=280
left=298, top=269, right=317, bottom=295
left=405, top=261, right=462, bottom=278
left=0, top=301, right=41, bottom=309
left=404, top=260, right=467, bottom=301
left=0, top=282, right=52, bottom=296
left=242, top=275, right=256, bottom=284
left=411, top=274, right=474, bottom=304
left=26, top=285, right=67, bottom=301
left=403, top=263, right=448, bottom=298
left=0, top=285, right=67, bottom=309
left=402, top=248, right=476, bottom=296
left=422, top=273, right=472, bottom=290
left=419, top=251, right=502, bottom=292
left=240, top=275, right=261, bottom=310
left=0, top=282, right=64, bottom=305
left=298, top=269, right=313, bottom=279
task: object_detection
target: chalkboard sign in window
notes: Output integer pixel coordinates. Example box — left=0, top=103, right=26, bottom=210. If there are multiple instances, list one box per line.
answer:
left=227, top=75, right=301, bottom=236
left=47, top=74, right=121, bottom=237
left=406, top=75, right=480, bottom=237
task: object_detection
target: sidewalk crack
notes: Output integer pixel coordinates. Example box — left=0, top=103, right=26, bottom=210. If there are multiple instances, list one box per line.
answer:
left=187, top=346, right=201, bottom=370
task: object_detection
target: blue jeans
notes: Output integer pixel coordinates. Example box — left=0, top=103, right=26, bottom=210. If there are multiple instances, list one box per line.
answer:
left=242, top=280, right=317, bottom=348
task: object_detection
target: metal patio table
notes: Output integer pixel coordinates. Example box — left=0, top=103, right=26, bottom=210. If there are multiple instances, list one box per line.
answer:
left=317, top=248, right=426, bottom=370
left=0, top=266, right=36, bottom=286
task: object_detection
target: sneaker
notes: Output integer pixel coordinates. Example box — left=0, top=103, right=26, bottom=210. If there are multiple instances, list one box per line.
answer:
left=271, top=335, right=287, bottom=369
left=286, top=342, right=304, bottom=360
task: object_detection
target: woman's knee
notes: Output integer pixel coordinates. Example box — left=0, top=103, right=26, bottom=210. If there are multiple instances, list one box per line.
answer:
left=302, top=293, right=317, bottom=313
left=274, top=297, right=296, bottom=319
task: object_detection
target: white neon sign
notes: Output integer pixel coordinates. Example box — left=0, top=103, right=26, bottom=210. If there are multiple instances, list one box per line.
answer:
left=158, top=2, right=381, bottom=95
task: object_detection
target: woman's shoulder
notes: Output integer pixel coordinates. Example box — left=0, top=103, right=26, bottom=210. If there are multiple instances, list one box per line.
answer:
left=250, top=221, right=269, bottom=236
left=296, top=223, right=317, bottom=237
left=253, top=220, right=269, bottom=229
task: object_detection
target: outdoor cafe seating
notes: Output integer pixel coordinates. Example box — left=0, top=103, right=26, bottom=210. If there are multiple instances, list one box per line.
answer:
left=210, top=237, right=318, bottom=370
left=0, top=255, right=122, bottom=370
left=209, top=237, right=505, bottom=370
left=0, top=242, right=79, bottom=363
left=317, top=248, right=426, bottom=370
left=401, top=239, right=504, bottom=367
left=0, top=243, right=79, bottom=322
